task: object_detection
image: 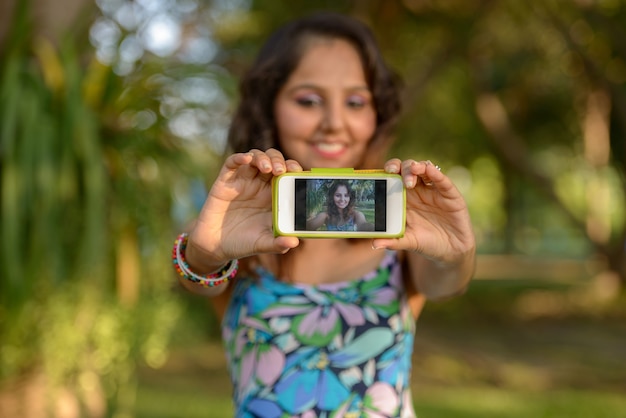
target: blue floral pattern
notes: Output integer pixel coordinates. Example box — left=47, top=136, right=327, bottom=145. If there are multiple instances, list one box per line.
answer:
left=222, top=252, right=417, bottom=417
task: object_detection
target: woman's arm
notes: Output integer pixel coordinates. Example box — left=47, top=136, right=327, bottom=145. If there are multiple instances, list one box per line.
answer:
left=306, top=212, right=329, bottom=231
left=354, top=210, right=374, bottom=231
left=373, top=158, right=476, bottom=300
left=403, top=247, right=475, bottom=300
left=179, top=149, right=303, bottom=296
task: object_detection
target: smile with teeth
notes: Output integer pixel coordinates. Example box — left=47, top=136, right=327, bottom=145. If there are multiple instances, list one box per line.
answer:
left=314, top=142, right=345, bottom=154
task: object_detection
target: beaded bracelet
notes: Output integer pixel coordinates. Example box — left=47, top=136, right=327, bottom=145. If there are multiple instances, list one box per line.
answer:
left=172, top=232, right=238, bottom=287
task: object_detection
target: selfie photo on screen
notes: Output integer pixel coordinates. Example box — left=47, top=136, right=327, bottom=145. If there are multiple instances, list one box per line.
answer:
left=296, top=179, right=386, bottom=232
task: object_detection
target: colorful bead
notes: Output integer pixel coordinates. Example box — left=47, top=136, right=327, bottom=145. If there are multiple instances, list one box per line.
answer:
left=172, top=232, right=238, bottom=287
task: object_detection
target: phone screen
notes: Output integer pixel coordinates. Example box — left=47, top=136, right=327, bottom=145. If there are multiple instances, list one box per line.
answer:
left=294, top=179, right=387, bottom=232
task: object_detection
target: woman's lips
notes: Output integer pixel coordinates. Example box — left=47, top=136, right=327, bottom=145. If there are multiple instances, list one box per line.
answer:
left=313, top=142, right=346, bottom=158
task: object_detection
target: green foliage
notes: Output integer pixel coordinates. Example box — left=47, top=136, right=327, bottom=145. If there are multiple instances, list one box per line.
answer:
left=85, top=1, right=626, bottom=269
left=209, top=1, right=625, bottom=271
left=2, top=0, right=626, bottom=414
left=0, top=3, right=193, bottom=415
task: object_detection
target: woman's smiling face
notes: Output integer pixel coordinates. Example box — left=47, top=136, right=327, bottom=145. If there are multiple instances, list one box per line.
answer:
left=333, top=185, right=350, bottom=210
left=273, top=37, right=376, bottom=170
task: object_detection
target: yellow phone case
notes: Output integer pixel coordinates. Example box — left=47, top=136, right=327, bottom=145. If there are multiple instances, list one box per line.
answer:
left=272, top=168, right=406, bottom=238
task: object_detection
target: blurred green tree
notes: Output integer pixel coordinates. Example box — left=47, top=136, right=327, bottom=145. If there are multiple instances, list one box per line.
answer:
left=0, top=0, right=201, bottom=416
left=223, top=0, right=626, bottom=286
left=2, top=0, right=625, bottom=414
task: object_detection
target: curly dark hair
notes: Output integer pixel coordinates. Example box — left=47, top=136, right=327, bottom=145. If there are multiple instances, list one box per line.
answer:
left=227, top=12, right=402, bottom=168
left=326, top=180, right=356, bottom=226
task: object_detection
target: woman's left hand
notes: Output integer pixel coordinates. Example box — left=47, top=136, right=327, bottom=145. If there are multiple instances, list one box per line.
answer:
left=372, top=158, right=475, bottom=264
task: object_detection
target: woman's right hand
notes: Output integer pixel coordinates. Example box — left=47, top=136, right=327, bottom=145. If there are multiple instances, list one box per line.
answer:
left=184, top=149, right=302, bottom=273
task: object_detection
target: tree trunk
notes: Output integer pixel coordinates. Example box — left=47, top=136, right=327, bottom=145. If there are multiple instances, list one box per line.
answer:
left=474, top=90, right=626, bottom=290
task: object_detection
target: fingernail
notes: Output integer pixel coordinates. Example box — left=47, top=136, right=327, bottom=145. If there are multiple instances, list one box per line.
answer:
left=262, top=161, right=271, bottom=170
left=274, top=164, right=284, bottom=174
left=406, top=179, right=414, bottom=188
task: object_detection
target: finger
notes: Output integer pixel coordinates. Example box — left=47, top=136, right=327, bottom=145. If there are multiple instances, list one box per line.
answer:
left=273, top=236, right=300, bottom=253
left=253, top=234, right=300, bottom=255
left=419, top=160, right=444, bottom=187
left=402, top=160, right=445, bottom=188
left=384, top=158, right=402, bottom=174
left=373, top=234, right=424, bottom=253
left=424, top=160, right=442, bottom=176
left=223, top=152, right=254, bottom=170
left=285, top=159, right=304, bottom=173
left=400, top=160, right=421, bottom=188
left=265, top=148, right=288, bottom=175
left=371, top=238, right=401, bottom=251
left=420, top=162, right=464, bottom=198
left=220, top=152, right=262, bottom=182
left=248, top=149, right=273, bottom=173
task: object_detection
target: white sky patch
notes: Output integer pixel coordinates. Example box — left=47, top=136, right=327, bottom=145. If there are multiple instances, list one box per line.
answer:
left=180, top=36, right=218, bottom=64
left=141, top=14, right=181, bottom=57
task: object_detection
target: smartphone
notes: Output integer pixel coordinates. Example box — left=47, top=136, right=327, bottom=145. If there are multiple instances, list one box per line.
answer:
left=272, top=169, right=405, bottom=238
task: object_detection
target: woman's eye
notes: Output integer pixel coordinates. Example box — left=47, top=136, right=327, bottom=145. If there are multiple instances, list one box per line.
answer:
left=295, top=95, right=323, bottom=107
left=346, top=96, right=368, bottom=108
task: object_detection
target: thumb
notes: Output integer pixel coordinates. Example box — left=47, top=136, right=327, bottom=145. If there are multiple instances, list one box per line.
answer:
left=273, top=236, right=300, bottom=253
left=253, top=234, right=300, bottom=255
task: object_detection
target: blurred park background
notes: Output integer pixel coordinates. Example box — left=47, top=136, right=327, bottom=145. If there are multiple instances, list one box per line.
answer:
left=1, top=0, right=625, bottom=417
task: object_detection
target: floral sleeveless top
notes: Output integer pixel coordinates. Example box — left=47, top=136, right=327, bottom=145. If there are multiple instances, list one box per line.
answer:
left=326, top=215, right=356, bottom=231
left=221, top=252, right=417, bottom=417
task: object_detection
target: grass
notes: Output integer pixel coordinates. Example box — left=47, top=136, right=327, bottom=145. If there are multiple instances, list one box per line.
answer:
left=135, top=278, right=626, bottom=417
left=135, top=341, right=233, bottom=418
left=413, top=388, right=626, bottom=418
left=135, top=384, right=626, bottom=418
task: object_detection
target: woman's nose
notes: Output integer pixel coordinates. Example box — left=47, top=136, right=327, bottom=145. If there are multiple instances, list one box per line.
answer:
left=321, top=101, right=344, bottom=131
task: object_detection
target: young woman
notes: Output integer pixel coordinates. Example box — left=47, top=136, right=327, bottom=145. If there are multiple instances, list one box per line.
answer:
left=306, top=180, right=373, bottom=231
left=173, top=12, right=475, bottom=417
